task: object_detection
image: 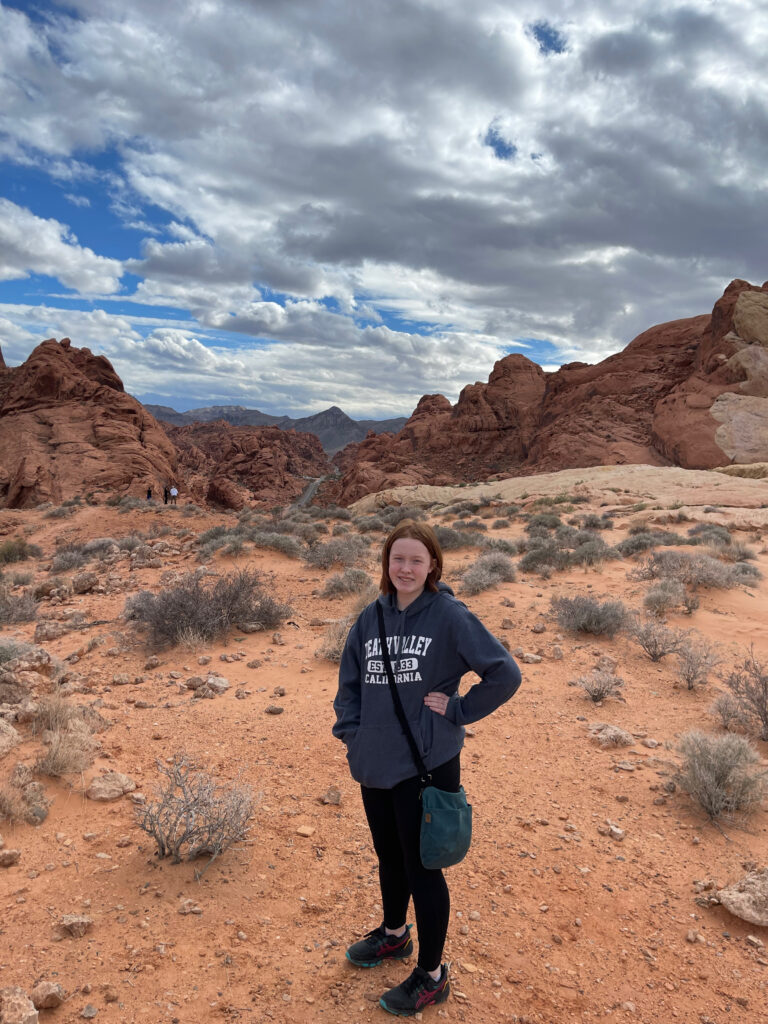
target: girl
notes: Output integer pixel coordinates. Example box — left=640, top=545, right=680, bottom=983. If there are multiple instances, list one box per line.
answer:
left=333, top=519, right=522, bottom=1016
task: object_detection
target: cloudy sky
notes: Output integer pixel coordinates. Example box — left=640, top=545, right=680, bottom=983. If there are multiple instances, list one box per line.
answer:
left=1, top=0, right=766, bottom=417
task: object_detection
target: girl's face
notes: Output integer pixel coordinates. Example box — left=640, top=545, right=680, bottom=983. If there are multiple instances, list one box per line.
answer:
left=388, top=537, right=436, bottom=609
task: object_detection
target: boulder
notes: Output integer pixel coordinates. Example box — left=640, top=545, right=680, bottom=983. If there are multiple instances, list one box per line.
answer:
left=0, top=720, right=21, bottom=760
left=717, top=868, right=768, bottom=927
left=86, top=771, right=136, bottom=801
left=0, top=987, right=38, bottom=1024
left=29, top=983, right=65, bottom=1010
left=72, top=571, right=99, bottom=594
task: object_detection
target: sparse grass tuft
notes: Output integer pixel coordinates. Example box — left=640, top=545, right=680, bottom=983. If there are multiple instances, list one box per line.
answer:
left=34, top=729, right=98, bottom=778
left=575, top=669, right=624, bottom=702
left=462, top=553, right=517, bottom=594
left=0, top=584, right=38, bottom=624
left=676, top=638, right=720, bottom=691
left=0, top=538, right=42, bottom=564
left=321, top=568, right=373, bottom=598
left=628, top=617, right=688, bottom=662
left=317, top=616, right=355, bottom=662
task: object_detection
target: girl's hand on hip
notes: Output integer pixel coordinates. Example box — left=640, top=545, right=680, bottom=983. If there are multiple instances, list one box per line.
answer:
left=424, top=691, right=449, bottom=716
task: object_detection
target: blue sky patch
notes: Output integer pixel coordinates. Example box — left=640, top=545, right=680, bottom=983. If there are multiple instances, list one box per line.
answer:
left=530, top=20, right=567, bottom=55
left=484, top=123, right=517, bottom=161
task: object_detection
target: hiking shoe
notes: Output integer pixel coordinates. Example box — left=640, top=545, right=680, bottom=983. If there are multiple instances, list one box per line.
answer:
left=379, top=964, right=450, bottom=1016
left=346, top=923, right=413, bottom=967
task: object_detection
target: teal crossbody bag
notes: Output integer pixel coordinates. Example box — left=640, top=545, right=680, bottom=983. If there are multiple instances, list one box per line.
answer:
left=376, top=603, right=472, bottom=870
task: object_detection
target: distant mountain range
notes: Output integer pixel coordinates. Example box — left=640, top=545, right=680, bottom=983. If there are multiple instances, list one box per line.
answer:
left=143, top=402, right=408, bottom=454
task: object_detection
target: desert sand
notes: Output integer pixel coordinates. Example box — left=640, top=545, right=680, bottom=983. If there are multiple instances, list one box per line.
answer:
left=1, top=465, right=767, bottom=1024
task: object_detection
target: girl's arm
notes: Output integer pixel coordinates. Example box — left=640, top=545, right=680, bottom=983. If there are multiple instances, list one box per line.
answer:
left=442, top=607, right=522, bottom=726
left=332, top=618, right=363, bottom=742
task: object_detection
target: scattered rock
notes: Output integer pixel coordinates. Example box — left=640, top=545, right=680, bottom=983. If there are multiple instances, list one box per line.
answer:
left=198, top=655, right=211, bottom=666
left=320, top=786, right=341, bottom=805
left=0, top=849, right=21, bottom=868
left=110, top=673, right=132, bottom=686
left=178, top=899, right=202, bottom=915
left=531, top=622, right=546, bottom=634
left=30, top=982, right=65, bottom=1009
left=718, top=868, right=768, bottom=927
left=521, top=653, right=542, bottom=664
left=589, top=723, right=633, bottom=748
left=72, top=572, right=98, bottom=594
left=0, top=720, right=22, bottom=759
left=265, top=704, right=284, bottom=715
left=54, top=914, right=93, bottom=939
left=86, top=772, right=136, bottom=801
left=205, top=675, right=230, bottom=695
left=550, top=645, right=564, bottom=660
left=80, top=1004, right=98, bottom=1019
left=296, top=825, right=315, bottom=837
left=33, top=621, right=69, bottom=643
left=143, top=656, right=160, bottom=670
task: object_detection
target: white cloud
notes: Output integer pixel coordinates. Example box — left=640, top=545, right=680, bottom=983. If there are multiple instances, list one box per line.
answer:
left=1, top=0, right=767, bottom=414
left=0, top=199, right=123, bottom=294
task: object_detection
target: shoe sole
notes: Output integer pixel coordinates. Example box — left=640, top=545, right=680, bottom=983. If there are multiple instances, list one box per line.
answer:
left=345, top=948, right=413, bottom=968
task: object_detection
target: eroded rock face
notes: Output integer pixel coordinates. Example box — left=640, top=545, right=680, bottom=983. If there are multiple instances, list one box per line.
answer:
left=325, top=280, right=768, bottom=504
left=0, top=338, right=178, bottom=508
left=166, top=421, right=331, bottom=509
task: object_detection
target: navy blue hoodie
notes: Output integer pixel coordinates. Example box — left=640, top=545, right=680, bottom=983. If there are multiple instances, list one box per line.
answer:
left=333, top=583, right=522, bottom=788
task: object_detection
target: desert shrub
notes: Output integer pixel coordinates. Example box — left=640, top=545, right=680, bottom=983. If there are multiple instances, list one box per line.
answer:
left=482, top=537, right=519, bottom=555
left=379, top=506, right=425, bottom=525
left=551, top=595, right=627, bottom=637
left=222, top=537, right=245, bottom=556
left=354, top=516, right=386, bottom=533
left=729, top=561, right=762, bottom=584
left=9, top=571, right=33, bottom=586
left=0, top=538, right=42, bottom=564
left=136, top=753, right=253, bottom=875
left=30, top=694, right=83, bottom=735
left=570, top=538, right=615, bottom=567
left=580, top=513, right=614, bottom=530
left=81, top=537, right=118, bottom=558
left=0, top=585, right=38, bottom=624
left=317, top=616, right=355, bottom=662
left=492, top=518, right=512, bottom=529
left=34, top=729, right=98, bottom=778
left=643, top=579, right=686, bottom=616
left=306, top=536, right=369, bottom=569
left=249, top=532, right=305, bottom=558
left=713, top=541, right=757, bottom=562
left=616, top=532, right=666, bottom=556
left=322, top=568, right=372, bottom=598
left=328, top=505, right=352, bottom=521
left=43, top=505, right=77, bottom=519
left=682, top=591, right=700, bottom=615
left=518, top=539, right=570, bottom=576
left=432, top=526, right=477, bottom=550
left=574, top=669, right=624, bottom=702
left=688, top=523, right=732, bottom=545
left=198, top=525, right=230, bottom=546
left=452, top=518, right=487, bottom=532
left=632, top=550, right=754, bottom=590
left=674, top=730, right=767, bottom=820
left=332, top=524, right=350, bottom=536
left=462, top=553, right=517, bottom=595
left=118, top=496, right=146, bottom=512
left=117, top=533, right=144, bottom=551
left=710, top=692, right=755, bottom=733
left=0, top=785, right=26, bottom=824
left=525, top=513, right=562, bottom=532
left=627, top=617, right=688, bottom=662
left=50, top=546, right=87, bottom=573
left=0, top=639, right=33, bottom=664
left=720, top=648, right=768, bottom=740
left=125, top=569, right=289, bottom=646
left=676, top=638, right=720, bottom=691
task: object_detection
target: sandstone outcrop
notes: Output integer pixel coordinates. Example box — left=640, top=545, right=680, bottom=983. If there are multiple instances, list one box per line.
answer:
left=0, top=338, right=177, bottom=508
left=166, top=421, right=330, bottom=510
left=326, top=280, right=768, bottom=504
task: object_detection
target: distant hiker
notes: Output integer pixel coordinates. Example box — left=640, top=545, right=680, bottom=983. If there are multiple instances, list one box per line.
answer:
left=333, top=520, right=522, bottom=1016
left=146, top=486, right=152, bottom=501
left=170, top=485, right=178, bottom=505
left=163, top=486, right=169, bottom=505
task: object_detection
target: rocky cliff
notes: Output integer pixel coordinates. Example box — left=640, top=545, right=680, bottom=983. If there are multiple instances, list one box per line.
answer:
left=0, top=339, right=330, bottom=509
left=0, top=338, right=178, bottom=508
left=325, top=279, right=768, bottom=505
left=165, top=421, right=330, bottom=510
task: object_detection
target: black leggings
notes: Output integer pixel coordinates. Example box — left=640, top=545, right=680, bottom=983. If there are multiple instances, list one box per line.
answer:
left=360, top=754, right=461, bottom=971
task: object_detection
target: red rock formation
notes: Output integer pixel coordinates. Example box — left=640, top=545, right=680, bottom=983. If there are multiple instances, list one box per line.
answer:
left=166, top=421, right=330, bottom=510
left=325, top=280, right=768, bottom=505
left=0, top=338, right=178, bottom=508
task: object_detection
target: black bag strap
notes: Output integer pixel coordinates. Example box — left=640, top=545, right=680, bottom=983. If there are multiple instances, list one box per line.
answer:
left=376, top=601, right=430, bottom=783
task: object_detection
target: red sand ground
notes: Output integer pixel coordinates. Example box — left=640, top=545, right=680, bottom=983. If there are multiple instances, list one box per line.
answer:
left=1, top=471, right=767, bottom=1024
